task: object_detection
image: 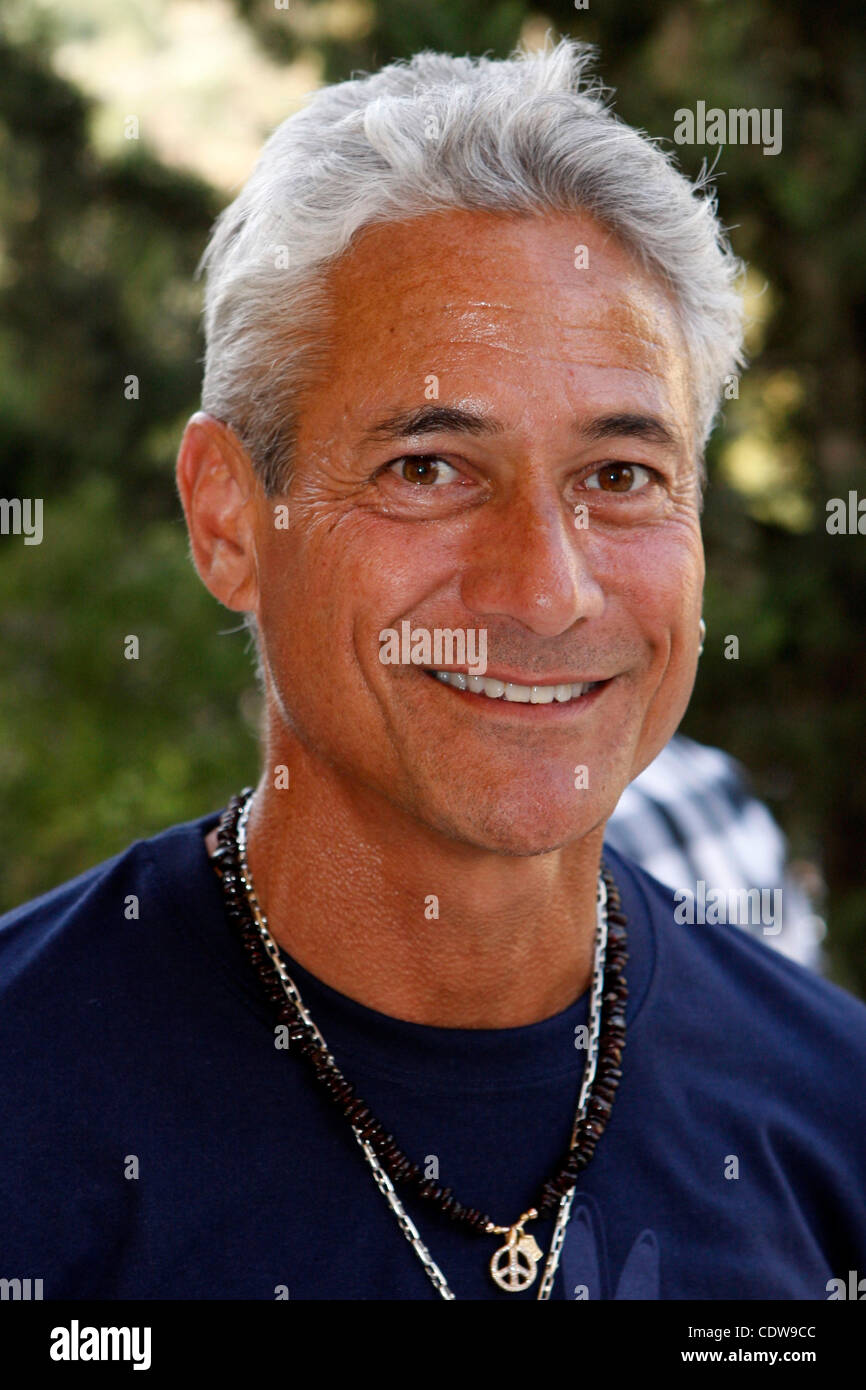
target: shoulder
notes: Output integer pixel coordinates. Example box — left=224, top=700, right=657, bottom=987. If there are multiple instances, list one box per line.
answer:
left=0, top=811, right=223, bottom=997
left=605, top=845, right=866, bottom=1076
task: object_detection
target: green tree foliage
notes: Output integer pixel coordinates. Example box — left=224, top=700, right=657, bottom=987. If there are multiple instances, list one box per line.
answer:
left=0, top=20, right=219, bottom=506
left=0, top=10, right=258, bottom=890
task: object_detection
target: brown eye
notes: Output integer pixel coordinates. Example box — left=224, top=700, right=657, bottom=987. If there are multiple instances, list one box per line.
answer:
left=402, top=458, right=438, bottom=485
left=389, top=456, right=459, bottom=486
left=585, top=463, right=652, bottom=493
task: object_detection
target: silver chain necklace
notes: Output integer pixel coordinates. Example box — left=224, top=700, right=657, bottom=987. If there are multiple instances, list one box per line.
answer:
left=234, top=794, right=610, bottom=1301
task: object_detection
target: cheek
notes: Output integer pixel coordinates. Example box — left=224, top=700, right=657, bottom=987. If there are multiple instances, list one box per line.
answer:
left=256, top=511, right=443, bottom=680
left=607, top=521, right=704, bottom=620
left=649, top=560, right=704, bottom=634
left=641, top=527, right=703, bottom=690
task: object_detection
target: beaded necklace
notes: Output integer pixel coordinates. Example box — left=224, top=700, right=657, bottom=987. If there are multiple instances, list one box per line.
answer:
left=212, top=788, right=628, bottom=1299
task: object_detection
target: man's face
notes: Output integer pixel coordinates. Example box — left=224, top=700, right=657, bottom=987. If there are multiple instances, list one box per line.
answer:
left=252, top=210, right=704, bottom=854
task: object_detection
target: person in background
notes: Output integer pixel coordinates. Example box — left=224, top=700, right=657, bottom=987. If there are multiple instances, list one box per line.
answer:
left=605, top=733, right=823, bottom=971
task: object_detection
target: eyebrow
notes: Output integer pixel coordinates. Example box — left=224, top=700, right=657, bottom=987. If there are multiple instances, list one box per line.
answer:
left=360, top=404, right=679, bottom=450
left=360, top=405, right=504, bottom=444
left=580, top=412, right=679, bottom=449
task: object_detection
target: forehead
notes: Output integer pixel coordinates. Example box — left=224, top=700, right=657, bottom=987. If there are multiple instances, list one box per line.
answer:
left=311, top=209, right=692, bottom=438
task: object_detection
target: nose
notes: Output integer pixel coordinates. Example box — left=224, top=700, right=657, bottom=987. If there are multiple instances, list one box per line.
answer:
left=459, top=484, right=604, bottom=638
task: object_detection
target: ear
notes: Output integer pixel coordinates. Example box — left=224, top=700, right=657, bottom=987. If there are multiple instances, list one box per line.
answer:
left=175, top=411, right=261, bottom=613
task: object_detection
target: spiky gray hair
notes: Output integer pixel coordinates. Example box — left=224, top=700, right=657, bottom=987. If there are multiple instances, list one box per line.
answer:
left=198, top=36, right=745, bottom=495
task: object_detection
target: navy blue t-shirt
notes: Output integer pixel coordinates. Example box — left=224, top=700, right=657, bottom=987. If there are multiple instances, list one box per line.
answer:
left=1, top=810, right=865, bottom=1300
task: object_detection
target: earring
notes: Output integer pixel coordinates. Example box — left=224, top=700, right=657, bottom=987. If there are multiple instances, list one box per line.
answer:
left=698, top=618, right=706, bottom=656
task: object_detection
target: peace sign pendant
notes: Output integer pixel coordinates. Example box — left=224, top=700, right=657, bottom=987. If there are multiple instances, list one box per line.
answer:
left=489, top=1226, right=544, bottom=1292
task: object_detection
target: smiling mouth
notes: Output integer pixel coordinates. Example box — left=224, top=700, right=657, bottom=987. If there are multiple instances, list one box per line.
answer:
left=424, top=670, right=609, bottom=704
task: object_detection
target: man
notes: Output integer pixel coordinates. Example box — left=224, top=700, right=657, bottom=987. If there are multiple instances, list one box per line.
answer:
left=1, top=38, right=864, bottom=1302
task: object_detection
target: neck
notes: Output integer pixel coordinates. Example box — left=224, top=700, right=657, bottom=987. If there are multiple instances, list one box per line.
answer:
left=220, top=744, right=604, bottom=1030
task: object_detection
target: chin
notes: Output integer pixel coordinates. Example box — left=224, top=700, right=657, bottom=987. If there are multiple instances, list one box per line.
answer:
left=417, top=787, right=612, bottom=858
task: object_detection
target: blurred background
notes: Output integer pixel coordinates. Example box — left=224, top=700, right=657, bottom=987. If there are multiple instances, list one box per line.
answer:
left=1, top=0, right=863, bottom=994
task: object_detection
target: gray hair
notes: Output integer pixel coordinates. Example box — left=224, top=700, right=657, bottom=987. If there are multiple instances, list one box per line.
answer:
left=198, top=36, right=746, bottom=495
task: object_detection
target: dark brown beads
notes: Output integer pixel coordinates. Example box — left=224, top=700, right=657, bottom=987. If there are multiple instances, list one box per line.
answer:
left=212, top=792, right=627, bottom=1238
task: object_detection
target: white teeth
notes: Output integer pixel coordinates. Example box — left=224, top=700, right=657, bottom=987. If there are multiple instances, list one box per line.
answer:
left=430, top=672, right=599, bottom=703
